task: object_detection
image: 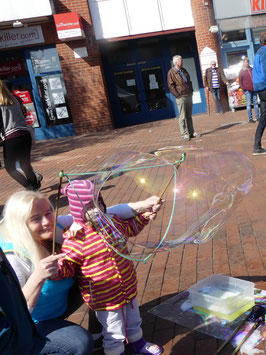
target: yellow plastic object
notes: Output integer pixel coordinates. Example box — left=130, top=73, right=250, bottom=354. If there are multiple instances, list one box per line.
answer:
left=188, top=274, right=255, bottom=322
left=194, top=300, right=255, bottom=322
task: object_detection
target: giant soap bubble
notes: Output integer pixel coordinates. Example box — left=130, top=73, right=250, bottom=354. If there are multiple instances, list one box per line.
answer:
left=62, top=147, right=254, bottom=262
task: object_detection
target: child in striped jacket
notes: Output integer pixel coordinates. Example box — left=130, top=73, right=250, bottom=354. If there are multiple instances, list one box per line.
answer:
left=57, top=179, right=163, bottom=355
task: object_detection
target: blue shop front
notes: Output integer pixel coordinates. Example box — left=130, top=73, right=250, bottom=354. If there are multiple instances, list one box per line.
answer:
left=0, top=26, right=75, bottom=140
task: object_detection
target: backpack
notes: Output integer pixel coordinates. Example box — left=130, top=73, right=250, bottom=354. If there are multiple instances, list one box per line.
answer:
left=0, top=247, right=44, bottom=354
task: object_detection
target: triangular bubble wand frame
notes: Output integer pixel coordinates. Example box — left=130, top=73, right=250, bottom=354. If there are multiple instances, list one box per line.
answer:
left=52, top=153, right=186, bottom=263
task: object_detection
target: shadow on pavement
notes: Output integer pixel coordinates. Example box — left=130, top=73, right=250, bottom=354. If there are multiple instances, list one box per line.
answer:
left=200, top=121, right=247, bottom=137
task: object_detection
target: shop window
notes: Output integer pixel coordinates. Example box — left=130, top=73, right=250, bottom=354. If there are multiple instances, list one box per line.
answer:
left=103, top=42, right=132, bottom=65
left=226, top=50, right=247, bottom=67
left=252, top=27, right=266, bottom=42
left=28, top=47, right=72, bottom=127
left=0, top=51, right=28, bottom=80
left=29, top=48, right=61, bottom=74
left=168, top=34, right=194, bottom=57
left=221, top=30, right=246, bottom=43
left=137, top=38, right=161, bottom=61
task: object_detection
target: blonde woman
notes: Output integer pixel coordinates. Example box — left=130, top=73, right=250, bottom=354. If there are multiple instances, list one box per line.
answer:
left=0, top=190, right=93, bottom=354
left=0, top=80, right=39, bottom=190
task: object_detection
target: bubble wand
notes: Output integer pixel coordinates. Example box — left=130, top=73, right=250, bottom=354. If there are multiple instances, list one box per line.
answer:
left=52, top=170, right=64, bottom=255
left=231, top=305, right=265, bottom=355
left=214, top=305, right=265, bottom=355
left=158, top=152, right=186, bottom=202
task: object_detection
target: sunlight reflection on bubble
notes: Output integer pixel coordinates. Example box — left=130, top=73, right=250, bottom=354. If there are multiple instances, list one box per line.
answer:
left=65, top=148, right=254, bottom=263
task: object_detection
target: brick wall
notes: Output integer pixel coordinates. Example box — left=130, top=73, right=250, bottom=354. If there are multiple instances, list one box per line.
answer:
left=44, top=0, right=113, bottom=134
left=190, top=0, right=229, bottom=114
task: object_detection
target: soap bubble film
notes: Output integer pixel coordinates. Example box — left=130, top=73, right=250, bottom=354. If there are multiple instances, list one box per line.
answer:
left=63, top=148, right=254, bottom=262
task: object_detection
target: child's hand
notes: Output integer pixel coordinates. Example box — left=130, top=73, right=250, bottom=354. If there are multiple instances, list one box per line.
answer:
left=143, top=211, right=157, bottom=221
left=129, top=195, right=164, bottom=214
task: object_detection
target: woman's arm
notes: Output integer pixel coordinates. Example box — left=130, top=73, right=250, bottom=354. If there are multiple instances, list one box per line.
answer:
left=7, top=253, right=65, bottom=311
left=22, top=253, right=65, bottom=310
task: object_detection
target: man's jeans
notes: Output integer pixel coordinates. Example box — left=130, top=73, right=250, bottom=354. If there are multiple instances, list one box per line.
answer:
left=244, top=90, right=259, bottom=120
left=211, top=88, right=223, bottom=113
left=254, top=90, right=266, bottom=149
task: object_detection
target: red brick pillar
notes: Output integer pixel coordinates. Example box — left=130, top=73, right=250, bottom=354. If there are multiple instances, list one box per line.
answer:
left=53, top=0, right=112, bottom=134
left=190, top=0, right=229, bottom=114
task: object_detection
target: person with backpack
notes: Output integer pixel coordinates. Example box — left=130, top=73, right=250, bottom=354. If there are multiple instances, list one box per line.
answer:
left=0, top=80, right=40, bottom=190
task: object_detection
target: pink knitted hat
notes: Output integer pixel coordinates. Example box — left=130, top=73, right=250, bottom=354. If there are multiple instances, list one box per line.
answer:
left=61, top=179, right=95, bottom=223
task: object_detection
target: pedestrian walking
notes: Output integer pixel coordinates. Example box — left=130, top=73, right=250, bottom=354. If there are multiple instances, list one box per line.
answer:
left=239, top=57, right=260, bottom=123
left=0, top=80, right=40, bottom=190
left=167, top=55, right=199, bottom=141
left=252, top=31, right=266, bottom=155
left=204, top=60, right=229, bottom=115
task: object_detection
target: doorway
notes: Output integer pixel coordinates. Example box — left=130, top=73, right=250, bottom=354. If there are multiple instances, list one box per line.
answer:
left=112, top=61, right=172, bottom=127
left=100, top=33, right=206, bottom=128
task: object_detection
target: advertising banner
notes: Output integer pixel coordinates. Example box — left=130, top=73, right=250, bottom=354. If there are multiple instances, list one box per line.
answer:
left=53, top=12, right=85, bottom=41
left=0, top=26, right=44, bottom=49
left=0, top=60, right=25, bottom=77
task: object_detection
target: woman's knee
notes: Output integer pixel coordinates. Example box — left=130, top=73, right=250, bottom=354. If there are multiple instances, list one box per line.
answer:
left=37, top=320, right=94, bottom=355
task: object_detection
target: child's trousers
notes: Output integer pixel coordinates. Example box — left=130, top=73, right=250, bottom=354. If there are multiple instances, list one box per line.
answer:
left=95, top=298, right=143, bottom=355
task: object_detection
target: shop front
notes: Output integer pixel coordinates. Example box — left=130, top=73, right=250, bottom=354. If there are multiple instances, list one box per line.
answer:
left=100, top=32, right=207, bottom=128
left=0, top=29, right=75, bottom=140
left=213, top=0, right=266, bottom=110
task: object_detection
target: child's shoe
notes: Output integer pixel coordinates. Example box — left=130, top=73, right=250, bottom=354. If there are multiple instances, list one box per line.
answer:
left=129, top=337, right=163, bottom=355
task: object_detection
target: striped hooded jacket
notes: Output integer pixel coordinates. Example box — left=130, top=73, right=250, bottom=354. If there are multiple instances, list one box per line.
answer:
left=57, top=213, right=149, bottom=311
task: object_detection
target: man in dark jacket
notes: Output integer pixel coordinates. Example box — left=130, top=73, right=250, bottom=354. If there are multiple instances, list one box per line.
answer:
left=252, top=31, right=266, bottom=155
left=204, top=60, right=228, bottom=115
left=167, top=55, right=199, bottom=141
left=239, top=57, right=259, bottom=123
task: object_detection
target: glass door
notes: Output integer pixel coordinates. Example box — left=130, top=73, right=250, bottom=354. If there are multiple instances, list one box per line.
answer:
left=140, top=65, right=168, bottom=113
left=112, top=62, right=173, bottom=127
left=25, top=45, right=75, bottom=140
left=114, top=69, right=141, bottom=115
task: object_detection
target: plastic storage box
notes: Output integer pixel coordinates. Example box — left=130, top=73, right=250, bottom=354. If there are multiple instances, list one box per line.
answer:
left=188, top=274, right=254, bottom=321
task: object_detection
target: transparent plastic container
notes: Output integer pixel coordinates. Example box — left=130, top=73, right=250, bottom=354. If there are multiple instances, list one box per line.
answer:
left=188, top=274, right=254, bottom=321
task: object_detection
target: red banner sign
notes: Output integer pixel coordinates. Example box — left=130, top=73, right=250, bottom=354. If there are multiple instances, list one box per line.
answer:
left=25, top=111, right=35, bottom=126
left=0, top=60, right=25, bottom=77
left=53, top=12, right=85, bottom=40
left=250, top=0, right=266, bottom=13
left=13, top=90, right=32, bottom=104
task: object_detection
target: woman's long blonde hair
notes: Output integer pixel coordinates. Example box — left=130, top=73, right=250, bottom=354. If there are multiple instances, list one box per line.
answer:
left=0, top=191, right=54, bottom=268
left=0, top=80, right=16, bottom=106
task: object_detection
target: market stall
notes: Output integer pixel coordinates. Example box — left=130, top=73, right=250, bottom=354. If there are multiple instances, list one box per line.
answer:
left=224, top=62, right=246, bottom=112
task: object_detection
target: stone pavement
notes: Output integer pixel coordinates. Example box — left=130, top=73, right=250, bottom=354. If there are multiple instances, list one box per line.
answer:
left=1, top=109, right=266, bottom=354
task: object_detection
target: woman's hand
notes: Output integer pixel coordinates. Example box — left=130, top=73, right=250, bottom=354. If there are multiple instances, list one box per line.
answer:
left=22, top=253, right=65, bottom=310
left=35, top=253, right=66, bottom=281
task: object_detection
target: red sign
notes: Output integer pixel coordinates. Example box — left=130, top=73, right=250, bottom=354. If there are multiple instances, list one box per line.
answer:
left=13, top=90, right=32, bottom=104
left=25, top=111, right=35, bottom=126
left=0, top=60, right=25, bottom=77
left=250, top=0, right=266, bottom=13
left=53, top=12, right=85, bottom=40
